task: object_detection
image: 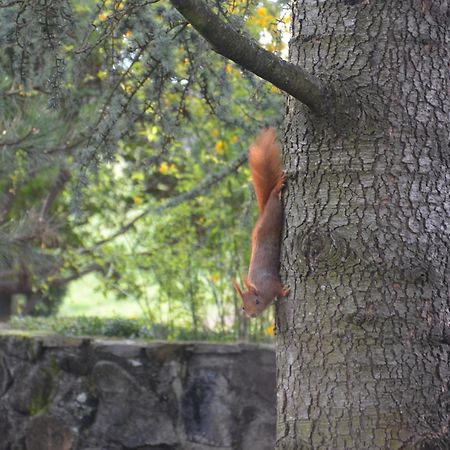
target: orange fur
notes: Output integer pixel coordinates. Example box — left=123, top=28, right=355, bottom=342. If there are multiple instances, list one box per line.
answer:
left=248, top=128, right=282, bottom=213
left=234, top=128, right=289, bottom=318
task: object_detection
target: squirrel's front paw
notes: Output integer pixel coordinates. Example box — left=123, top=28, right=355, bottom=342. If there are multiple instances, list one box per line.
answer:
left=280, top=286, right=290, bottom=297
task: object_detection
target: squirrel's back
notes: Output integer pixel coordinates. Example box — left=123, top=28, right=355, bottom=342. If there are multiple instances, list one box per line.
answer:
left=248, top=128, right=283, bottom=213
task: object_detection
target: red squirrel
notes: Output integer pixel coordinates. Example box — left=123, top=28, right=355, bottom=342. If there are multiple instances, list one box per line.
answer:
left=234, top=128, right=289, bottom=317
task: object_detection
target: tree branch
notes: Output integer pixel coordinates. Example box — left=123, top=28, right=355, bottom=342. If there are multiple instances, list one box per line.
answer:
left=0, top=165, right=70, bottom=224
left=91, top=150, right=248, bottom=248
left=169, top=0, right=328, bottom=114
left=21, top=263, right=104, bottom=315
left=0, top=264, right=32, bottom=295
left=48, top=263, right=104, bottom=287
left=40, top=168, right=71, bottom=220
left=0, top=1, right=20, bottom=9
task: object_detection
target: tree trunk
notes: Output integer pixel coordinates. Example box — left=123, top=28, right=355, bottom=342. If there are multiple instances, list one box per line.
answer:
left=277, top=1, right=450, bottom=448
left=0, top=294, right=12, bottom=322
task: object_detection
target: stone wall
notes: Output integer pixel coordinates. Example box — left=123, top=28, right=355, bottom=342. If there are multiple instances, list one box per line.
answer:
left=0, top=331, right=276, bottom=450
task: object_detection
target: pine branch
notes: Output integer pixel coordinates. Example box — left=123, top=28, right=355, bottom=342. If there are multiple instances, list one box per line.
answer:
left=0, top=128, right=33, bottom=146
left=169, top=0, right=329, bottom=114
left=0, top=186, right=17, bottom=223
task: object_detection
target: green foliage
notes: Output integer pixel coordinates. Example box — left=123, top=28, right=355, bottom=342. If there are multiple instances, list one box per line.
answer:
left=1, top=0, right=287, bottom=339
left=9, top=315, right=274, bottom=342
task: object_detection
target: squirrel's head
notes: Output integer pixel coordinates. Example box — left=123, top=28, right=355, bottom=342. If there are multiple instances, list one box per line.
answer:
left=233, top=280, right=269, bottom=318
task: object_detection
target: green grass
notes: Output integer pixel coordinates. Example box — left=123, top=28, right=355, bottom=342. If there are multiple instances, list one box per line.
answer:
left=58, top=273, right=144, bottom=318
left=8, top=315, right=264, bottom=342
left=10, top=315, right=160, bottom=339
left=7, top=274, right=274, bottom=342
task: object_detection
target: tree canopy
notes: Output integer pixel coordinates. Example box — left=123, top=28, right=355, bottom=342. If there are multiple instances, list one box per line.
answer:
left=0, top=0, right=290, bottom=338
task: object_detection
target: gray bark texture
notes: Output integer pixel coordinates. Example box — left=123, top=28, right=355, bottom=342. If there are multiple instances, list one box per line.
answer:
left=276, top=1, right=450, bottom=449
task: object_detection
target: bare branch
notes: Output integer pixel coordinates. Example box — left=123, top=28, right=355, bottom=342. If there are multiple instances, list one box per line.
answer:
left=169, top=0, right=329, bottom=114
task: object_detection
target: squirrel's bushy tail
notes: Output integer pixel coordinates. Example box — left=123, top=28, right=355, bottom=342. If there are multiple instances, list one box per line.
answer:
left=248, top=128, right=283, bottom=213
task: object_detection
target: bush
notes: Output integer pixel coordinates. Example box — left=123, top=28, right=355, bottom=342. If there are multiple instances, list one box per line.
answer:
left=8, top=316, right=273, bottom=342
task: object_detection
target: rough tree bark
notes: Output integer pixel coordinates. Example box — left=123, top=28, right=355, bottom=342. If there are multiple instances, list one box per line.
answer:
left=171, top=0, right=449, bottom=447
left=277, top=1, right=450, bottom=449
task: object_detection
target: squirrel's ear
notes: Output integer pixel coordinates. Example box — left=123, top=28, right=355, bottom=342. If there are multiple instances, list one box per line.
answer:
left=233, top=280, right=244, bottom=298
left=244, top=277, right=258, bottom=294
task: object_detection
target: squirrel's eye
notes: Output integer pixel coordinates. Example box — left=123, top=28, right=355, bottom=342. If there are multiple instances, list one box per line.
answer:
left=255, top=299, right=260, bottom=304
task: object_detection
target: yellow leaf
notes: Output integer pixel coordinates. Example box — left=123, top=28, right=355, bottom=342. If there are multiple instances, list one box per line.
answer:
left=116, top=1, right=125, bottom=10
left=159, top=162, right=170, bottom=174
left=255, top=7, right=274, bottom=28
left=270, top=85, right=281, bottom=94
left=215, top=140, right=225, bottom=154
left=121, top=82, right=134, bottom=94
left=125, top=30, right=133, bottom=38
left=131, top=172, right=145, bottom=181
left=212, top=128, right=220, bottom=138
left=257, top=7, right=268, bottom=16
left=210, top=272, right=220, bottom=283
left=231, top=135, right=239, bottom=144
left=266, top=324, right=276, bottom=336
left=227, top=1, right=237, bottom=13
left=97, top=70, right=108, bottom=80
left=98, top=12, right=109, bottom=22
left=133, top=195, right=144, bottom=205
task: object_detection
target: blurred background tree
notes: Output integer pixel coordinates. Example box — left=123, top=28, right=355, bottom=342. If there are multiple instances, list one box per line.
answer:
left=0, top=0, right=288, bottom=340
